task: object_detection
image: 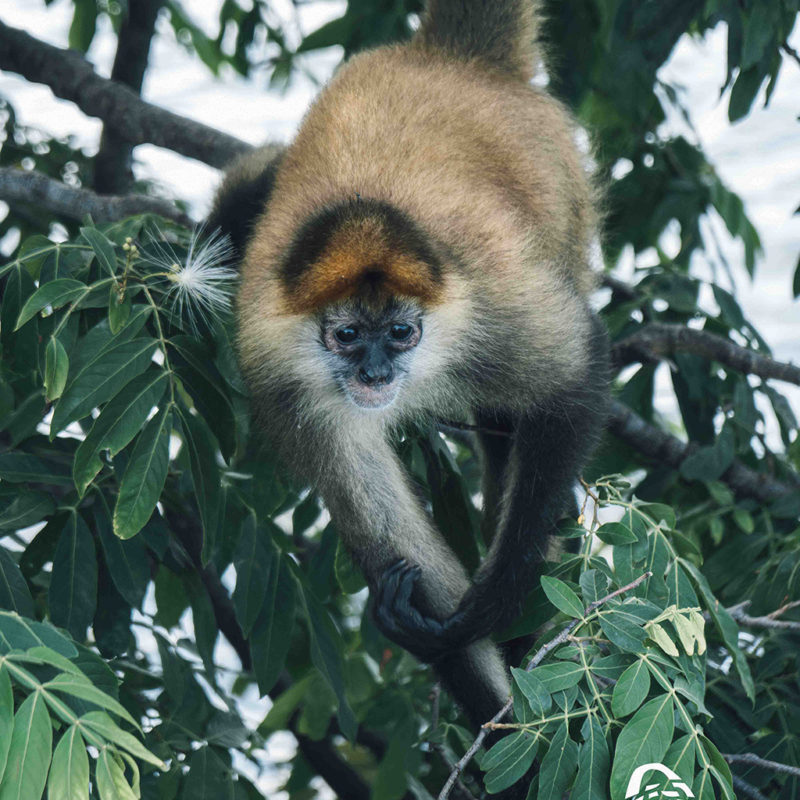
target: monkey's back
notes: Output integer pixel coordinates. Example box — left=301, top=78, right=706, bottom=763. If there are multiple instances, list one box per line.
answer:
left=244, top=45, right=596, bottom=295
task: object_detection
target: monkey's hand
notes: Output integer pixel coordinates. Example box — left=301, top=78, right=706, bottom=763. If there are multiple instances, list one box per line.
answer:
left=372, top=560, right=492, bottom=661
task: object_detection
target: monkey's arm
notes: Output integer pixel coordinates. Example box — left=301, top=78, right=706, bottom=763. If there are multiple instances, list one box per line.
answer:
left=375, top=319, right=610, bottom=659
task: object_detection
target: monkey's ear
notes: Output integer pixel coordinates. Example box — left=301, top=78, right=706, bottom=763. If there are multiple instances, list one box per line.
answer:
left=206, top=146, right=285, bottom=259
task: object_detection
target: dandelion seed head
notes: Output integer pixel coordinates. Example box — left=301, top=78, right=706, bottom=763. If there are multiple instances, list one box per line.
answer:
left=143, top=225, right=238, bottom=332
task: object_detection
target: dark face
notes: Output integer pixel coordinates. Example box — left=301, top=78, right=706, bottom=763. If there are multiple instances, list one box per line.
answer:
left=322, top=300, right=423, bottom=409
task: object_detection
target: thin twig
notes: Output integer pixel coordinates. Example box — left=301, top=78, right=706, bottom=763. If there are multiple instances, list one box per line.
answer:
left=437, top=571, right=652, bottom=799
left=782, top=40, right=800, bottom=69
left=0, top=166, right=194, bottom=227
left=724, top=753, right=800, bottom=778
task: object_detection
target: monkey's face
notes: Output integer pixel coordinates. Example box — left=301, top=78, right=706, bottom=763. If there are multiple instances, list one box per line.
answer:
left=321, top=299, right=423, bottom=410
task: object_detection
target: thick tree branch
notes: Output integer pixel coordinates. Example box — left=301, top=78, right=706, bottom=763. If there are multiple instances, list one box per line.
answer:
left=0, top=166, right=193, bottom=227
left=608, top=399, right=797, bottom=502
left=0, top=19, right=258, bottom=169
left=612, top=322, right=800, bottom=386
left=724, top=752, right=800, bottom=779
left=95, top=0, right=163, bottom=194
left=731, top=775, right=770, bottom=800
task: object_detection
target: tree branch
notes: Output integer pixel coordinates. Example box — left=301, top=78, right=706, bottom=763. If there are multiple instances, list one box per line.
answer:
left=612, top=322, right=800, bottom=386
left=608, top=399, right=797, bottom=502
left=0, top=166, right=194, bottom=227
left=437, top=571, right=652, bottom=800
left=724, top=752, right=800, bottom=779
left=729, top=600, right=800, bottom=631
left=0, top=19, right=258, bottom=169
left=94, top=0, right=163, bottom=194
left=731, top=775, right=770, bottom=800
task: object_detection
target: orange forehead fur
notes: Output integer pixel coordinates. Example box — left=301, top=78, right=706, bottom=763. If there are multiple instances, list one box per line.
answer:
left=284, top=216, right=443, bottom=314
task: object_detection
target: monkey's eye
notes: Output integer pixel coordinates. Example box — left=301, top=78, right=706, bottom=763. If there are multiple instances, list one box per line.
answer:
left=334, top=326, right=359, bottom=344
left=389, top=323, right=413, bottom=341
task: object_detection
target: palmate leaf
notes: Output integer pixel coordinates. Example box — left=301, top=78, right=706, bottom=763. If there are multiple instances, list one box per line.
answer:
left=176, top=407, right=221, bottom=562
left=483, top=731, right=539, bottom=794
left=0, top=668, right=12, bottom=785
left=48, top=512, right=97, bottom=641
left=612, top=659, right=651, bottom=717
left=0, top=612, right=77, bottom=658
left=538, top=723, right=578, bottom=800
left=609, top=695, right=675, bottom=800
left=14, top=278, right=87, bottom=330
left=572, top=714, right=610, bottom=800
left=0, top=549, right=34, bottom=618
left=46, top=725, right=89, bottom=800
left=0, top=691, right=52, bottom=800
left=113, top=405, right=172, bottom=540
left=79, top=712, right=164, bottom=768
left=541, top=576, right=585, bottom=618
left=249, top=551, right=295, bottom=695
left=50, top=337, right=158, bottom=436
left=73, top=368, right=168, bottom=495
left=95, top=748, right=137, bottom=800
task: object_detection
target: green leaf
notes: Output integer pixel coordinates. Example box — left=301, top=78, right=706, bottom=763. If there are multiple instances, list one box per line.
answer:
left=232, top=515, right=272, bottom=637
left=94, top=501, right=150, bottom=608
left=0, top=549, right=34, bottom=618
left=609, top=695, right=674, bottom=800
left=579, top=569, right=608, bottom=606
left=177, top=408, right=221, bottom=563
left=44, top=673, right=137, bottom=729
left=108, top=285, right=131, bottom=334
left=728, top=65, right=765, bottom=122
left=0, top=612, right=77, bottom=658
left=572, top=714, right=610, bottom=800
left=595, top=522, right=638, bottom=545
left=598, top=608, right=647, bottom=652
left=679, top=559, right=755, bottom=701
left=79, top=711, right=164, bottom=768
left=0, top=454, right=71, bottom=486
left=0, top=491, right=55, bottom=531
left=528, top=662, right=584, bottom=693
left=334, top=538, right=367, bottom=594
left=44, top=337, right=69, bottom=402
left=612, top=659, right=650, bottom=717
left=538, top=723, right=578, bottom=800
left=51, top=338, right=158, bottom=436
left=80, top=228, right=117, bottom=277
left=180, top=746, right=234, bottom=800
left=73, top=369, right=168, bottom=496
left=14, top=279, right=86, bottom=330
left=540, top=576, right=584, bottom=618
left=68, top=0, right=98, bottom=52
left=680, top=425, right=735, bottom=482
left=0, top=667, right=13, bottom=784
left=373, top=716, right=415, bottom=800
left=511, top=668, right=551, bottom=717
left=47, top=725, right=89, bottom=800
left=483, top=732, right=539, bottom=794
left=113, top=405, right=172, bottom=540
left=49, top=513, right=97, bottom=640
left=95, top=748, right=136, bottom=800
left=250, top=553, right=296, bottom=695
left=298, top=574, right=357, bottom=740
left=0, top=691, right=52, bottom=800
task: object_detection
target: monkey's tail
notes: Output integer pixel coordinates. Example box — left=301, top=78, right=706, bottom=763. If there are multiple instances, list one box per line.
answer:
left=414, top=0, right=542, bottom=81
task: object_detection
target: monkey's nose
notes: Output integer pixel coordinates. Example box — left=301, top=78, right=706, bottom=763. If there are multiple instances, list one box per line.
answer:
left=358, top=363, right=393, bottom=386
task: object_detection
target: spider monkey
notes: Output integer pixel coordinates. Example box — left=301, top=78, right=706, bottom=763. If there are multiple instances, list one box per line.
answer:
left=210, top=0, right=608, bottom=791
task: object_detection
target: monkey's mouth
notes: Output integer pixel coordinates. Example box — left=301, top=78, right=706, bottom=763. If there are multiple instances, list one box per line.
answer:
left=343, top=379, right=400, bottom=409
